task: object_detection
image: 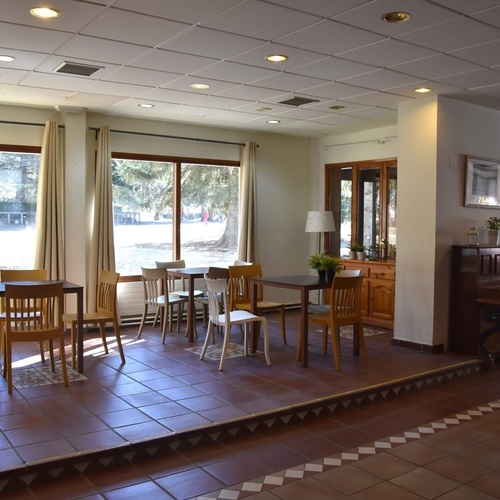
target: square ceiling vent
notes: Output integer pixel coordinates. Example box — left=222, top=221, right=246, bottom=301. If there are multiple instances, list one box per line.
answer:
left=54, top=61, right=104, bottom=77
left=278, top=97, right=319, bottom=107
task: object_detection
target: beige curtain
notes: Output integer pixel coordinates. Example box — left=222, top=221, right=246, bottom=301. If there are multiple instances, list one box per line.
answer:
left=88, top=125, right=116, bottom=313
left=238, top=142, right=259, bottom=263
left=34, top=121, right=65, bottom=280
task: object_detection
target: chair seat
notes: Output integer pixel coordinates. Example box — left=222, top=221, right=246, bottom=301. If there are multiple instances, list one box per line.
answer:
left=237, top=300, right=284, bottom=311
left=173, top=290, right=204, bottom=298
left=63, top=311, right=112, bottom=323
left=156, top=294, right=186, bottom=306
left=307, top=304, right=330, bottom=314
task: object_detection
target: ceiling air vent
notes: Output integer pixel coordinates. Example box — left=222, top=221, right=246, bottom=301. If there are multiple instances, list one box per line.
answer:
left=53, top=61, right=104, bottom=77
left=278, top=97, right=319, bottom=107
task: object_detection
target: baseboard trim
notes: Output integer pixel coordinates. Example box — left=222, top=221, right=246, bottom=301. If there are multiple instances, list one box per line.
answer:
left=391, top=338, right=444, bottom=353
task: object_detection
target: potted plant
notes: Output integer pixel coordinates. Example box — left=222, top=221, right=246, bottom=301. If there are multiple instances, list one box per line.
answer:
left=322, top=255, right=343, bottom=281
left=348, top=243, right=365, bottom=260
left=308, top=252, right=342, bottom=280
left=485, top=216, right=500, bottom=245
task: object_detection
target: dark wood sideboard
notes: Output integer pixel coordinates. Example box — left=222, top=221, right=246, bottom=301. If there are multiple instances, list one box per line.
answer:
left=450, top=245, right=500, bottom=359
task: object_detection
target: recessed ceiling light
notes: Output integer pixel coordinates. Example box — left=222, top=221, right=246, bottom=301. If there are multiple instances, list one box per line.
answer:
left=30, top=7, right=61, bottom=18
left=0, top=55, right=16, bottom=62
left=415, top=87, right=432, bottom=93
left=190, top=83, right=210, bottom=89
left=256, top=107, right=272, bottom=112
left=267, top=119, right=280, bottom=124
left=265, top=54, right=288, bottom=62
left=138, top=103, right=154, bottom=108
left=329, top=105, right=345, bottom=110
left=381, top=11, right=411, bottom=23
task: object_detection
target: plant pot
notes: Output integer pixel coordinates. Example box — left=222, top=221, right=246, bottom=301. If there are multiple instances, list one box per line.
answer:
left=349, top=251, right=357, bottom=260
left=317, top=269, right=326, bottom=280
left=488, top=230, right=499, bottom=246
left=357, top=251, right=366, bottom=261
left=327, top=270, right=335, bottom=281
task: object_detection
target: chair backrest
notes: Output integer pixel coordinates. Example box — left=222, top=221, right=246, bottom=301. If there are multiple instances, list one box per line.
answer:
left=0, top=269, right=48, bottom=313
left=228, top=263, right=263, bottom=310
left=207, top=266, right=230, bottom=280
left=233, top=259, right=253, bottom=266
left=329, top=275, right=364, bottom=325
left=5, top=282, right=64, bottom=338
left=155, top=260, right=186, bottom=292
left=337, top=269, right=361, bottom=276
left=204, top=276, right=230, bottom=327
left=96, top=270, right=120, bottom=316
left=141, top=267, right=169, bottom=306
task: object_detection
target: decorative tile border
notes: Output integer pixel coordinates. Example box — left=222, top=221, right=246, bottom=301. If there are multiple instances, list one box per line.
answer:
left=0, top=359, right=482, bottom=494
left=199, top=398, right=500, bottom=499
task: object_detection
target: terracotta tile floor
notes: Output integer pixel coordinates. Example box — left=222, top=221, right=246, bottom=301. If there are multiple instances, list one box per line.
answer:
left=1, top=310, right=499, bottom=498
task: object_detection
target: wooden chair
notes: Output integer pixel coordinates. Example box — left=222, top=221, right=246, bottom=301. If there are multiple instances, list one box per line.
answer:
left=298, top=275, right=366, bottom=370
left=2, top=282, right=68, bottom=393
left=200, top=275, right=271, bottom=371
left=228, top=264, right=287, bottom=344
left=63, top=270, right=125, bottom=368
left=197, top=267, right=230, bottom=328
left=0, top=269, right=48, bottom=363
left=137, top=267, right=187, bottom=342
left=155, top=260, right=204, bottom=300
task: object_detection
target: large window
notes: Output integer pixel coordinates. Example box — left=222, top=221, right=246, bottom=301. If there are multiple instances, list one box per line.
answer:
left=0, top=146, right=40, bottom=269
left=326, top=159, right=397, bottom=261
left=112, top=153, right=239, bottom=276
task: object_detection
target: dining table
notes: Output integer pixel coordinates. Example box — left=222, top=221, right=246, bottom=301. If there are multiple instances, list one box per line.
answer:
left=0, top=279, right=85, bottom=373
left=250, top=274, right=332, bottom=367
left=167, top=267, right=209, bottom=341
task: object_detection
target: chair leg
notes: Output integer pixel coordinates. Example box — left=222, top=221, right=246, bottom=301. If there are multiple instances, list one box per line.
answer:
left=39, top=341, right=45, bottom=363
left=99, top=323, right=109, bottom=354
left=137, top=304, right=148, bottom=338
left=161, top=306, right=168, bottom=344
left=260, top=318, right=272, bottom=366
left=280, top=307, right=286, bottom=344
left=354, top=323, right=368, bottom=362
left=113, top=318, right=126, bottom=364
left=48, top=339, right=56, bottom=372
left=332, top=327, right=341, bottom=371
left=6, top=338, right=12, bottom=393
left=322, top=325, right=328, bottom=354
left=59, top=336, right=68, bottom=387
left=70, top=321, right=77, bottom=369
left=200, top=322, right=214, bottom=360
left=219, top=325, right=232, bottom=371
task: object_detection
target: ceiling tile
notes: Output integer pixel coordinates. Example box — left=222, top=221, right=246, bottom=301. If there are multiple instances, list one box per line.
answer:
left=0, top=23, right=72, bottom=52
left=201, top=2, right=321, bottom=39
left=450, top=40, right=500, bottom=68
left=159, top=26, right=265, bottom=59
left=162, top=75, right=238, bottom=94
left=397, top=17, right=500, bottom=53
left=250, top=73, right=329, bottom=92
left=102, top=67, right=181, bottom=87
left=81, top=9, right=190, bottom=47
left=340, top=69, right=423, bottom=91
left=275, top=19, right=384, bottom=55
left=290, top=57, right=377, bottom=81
left=267, top=0, right=372, bottom=17
left=430, top=0, right=500, bottom=14
left=436, top=69, right=500, bottom=90
left=192, top=61, right=278, bottom=84
left=19, top=72, right=94, bottom=92
left=0, top=68, right=29, bottom=85
left=0, top=49, right=49, bottom=71
left=391, top=54, right=483, bottom=80
left=81, top=81, right=153, bottom=97
left=131, top=49, right=217, bottom=74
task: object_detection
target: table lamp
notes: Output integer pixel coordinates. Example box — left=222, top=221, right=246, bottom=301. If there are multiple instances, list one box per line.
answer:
left=305, top=211, right=336, bottom=254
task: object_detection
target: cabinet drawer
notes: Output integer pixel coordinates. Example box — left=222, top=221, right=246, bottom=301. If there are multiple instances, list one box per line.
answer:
left=370, top=268, right=395, bottom=281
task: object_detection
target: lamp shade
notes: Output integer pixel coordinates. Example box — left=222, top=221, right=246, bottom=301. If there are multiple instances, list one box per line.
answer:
left=305, top=211, right=336, bottom=233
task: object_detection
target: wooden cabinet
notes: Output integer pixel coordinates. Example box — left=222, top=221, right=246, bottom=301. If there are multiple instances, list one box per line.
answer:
left=342, top=260, right=396, bottom=329
left=450, top=245, right=500, bottom=356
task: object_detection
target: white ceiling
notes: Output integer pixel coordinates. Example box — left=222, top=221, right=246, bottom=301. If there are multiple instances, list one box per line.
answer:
left=2, top=0, right=500, bottom=137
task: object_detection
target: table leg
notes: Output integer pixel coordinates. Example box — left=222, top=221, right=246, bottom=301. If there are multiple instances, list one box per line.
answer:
left=300, top=290, right=309, bottom=367
left=251, top=281, right=258, bottom=353
left=76, top=288, right=84, bottom=373
left=186, top=277, right=195, bottom=342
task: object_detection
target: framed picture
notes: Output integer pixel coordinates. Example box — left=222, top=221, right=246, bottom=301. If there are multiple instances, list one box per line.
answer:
left=465, top=155, right=500, bottom=208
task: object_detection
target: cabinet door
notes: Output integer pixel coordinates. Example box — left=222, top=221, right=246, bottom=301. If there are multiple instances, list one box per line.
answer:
left=369, top=279, right=395, bottom=321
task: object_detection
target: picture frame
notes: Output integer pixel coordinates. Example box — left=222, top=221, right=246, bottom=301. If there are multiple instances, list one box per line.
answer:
left=465, top=155, right=500, bottom=208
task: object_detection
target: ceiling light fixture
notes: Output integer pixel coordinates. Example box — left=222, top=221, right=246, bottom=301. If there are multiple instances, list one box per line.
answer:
left=381, top=11, right=411, bottom=23
left=265, top=54, right=288, bottom=62
left=256, top=107, right=272, bottom=112
left=330, top=105, right=345, bottom=110
left=0, top=55, right=16, bottom=62
left=190, top=83, right=210, bottom=89
left=267, top=119, right=280, bottom=124
left=138, top=103, right=154, bottom=108
left=415, top=87, right=432, bottom=93
left=30, top=7, right=61, bottom=18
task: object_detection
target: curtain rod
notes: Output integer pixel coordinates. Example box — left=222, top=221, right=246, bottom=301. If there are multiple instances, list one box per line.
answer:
left=88, top=127, right=245, bottom=147
left=0, top=120, right=65, bottom=128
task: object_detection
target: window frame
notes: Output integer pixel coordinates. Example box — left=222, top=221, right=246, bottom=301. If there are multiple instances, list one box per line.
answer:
left=111, top=151, right=240, bottom=274
left=325, top=158, right=397, bottom=260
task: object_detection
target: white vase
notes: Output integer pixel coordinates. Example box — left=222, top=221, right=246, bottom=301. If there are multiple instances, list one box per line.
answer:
left=488, top=230, right=499, bottom=246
